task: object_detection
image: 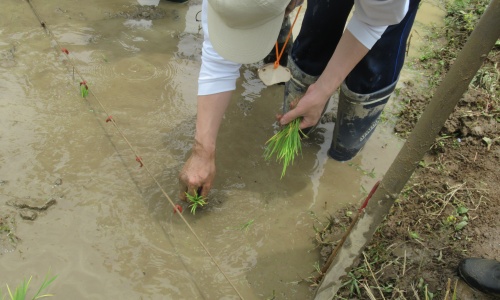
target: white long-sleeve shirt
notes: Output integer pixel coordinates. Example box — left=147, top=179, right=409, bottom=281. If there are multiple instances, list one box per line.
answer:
left=198, top=0, right=409, bottom=96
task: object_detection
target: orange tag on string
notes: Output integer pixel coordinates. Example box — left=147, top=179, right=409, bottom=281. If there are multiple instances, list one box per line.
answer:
left=257, top=6, right=302, bottom=86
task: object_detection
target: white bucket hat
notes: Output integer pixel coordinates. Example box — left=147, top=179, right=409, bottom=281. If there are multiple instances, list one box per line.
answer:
left=207, top=0, right=290, bottom=64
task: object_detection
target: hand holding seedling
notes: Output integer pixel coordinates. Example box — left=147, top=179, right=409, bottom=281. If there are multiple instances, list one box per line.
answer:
left=279, top=82, right=331, bottom=129
left=179, top=91, right=231, bottom=204
left=179, top=142, right=215, bottom=202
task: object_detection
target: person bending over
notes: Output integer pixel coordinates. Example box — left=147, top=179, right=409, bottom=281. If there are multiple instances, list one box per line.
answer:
left=179, top=0, right=419, bottom=200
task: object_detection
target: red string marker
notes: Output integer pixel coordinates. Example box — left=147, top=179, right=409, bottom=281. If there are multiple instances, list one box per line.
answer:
left=79, top=81, right=89, bottom=90
left=105, top=116, right=113, bottom=123
left=173, top=204, right=183, bottom=214
left=135, top=156, right=143, bottom=168
left=61, top=48, right=69, bottom=55
left=359, top=181, right=380, bottom=212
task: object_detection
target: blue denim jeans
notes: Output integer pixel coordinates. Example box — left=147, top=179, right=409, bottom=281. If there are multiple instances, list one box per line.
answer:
left=291, top=0, right=421, bottom=94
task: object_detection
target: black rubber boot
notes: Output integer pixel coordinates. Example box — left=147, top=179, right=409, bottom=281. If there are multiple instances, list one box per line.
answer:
left=328, top=81, right=397, bottom=161
left=263, top=17, right=292, bottom=67
left=458, top=258, right=500, bottom=296
left=283, top=56, right=318, bottom=113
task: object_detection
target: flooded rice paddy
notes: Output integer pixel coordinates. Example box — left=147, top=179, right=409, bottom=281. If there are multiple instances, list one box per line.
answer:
left=0, top=0, right=443, bottom=299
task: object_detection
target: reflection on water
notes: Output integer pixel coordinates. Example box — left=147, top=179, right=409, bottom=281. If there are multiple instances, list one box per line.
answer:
left=0, top=0, right=443, bottom=298
left=124, top=19, right=153, bottom=30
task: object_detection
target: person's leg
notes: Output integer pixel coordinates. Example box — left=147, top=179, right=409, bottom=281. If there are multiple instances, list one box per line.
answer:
left=283, top=0, right=353, bottom=119
left=291, top=0, right=354, bottom=76
left=328, top=0, right=421, bottom=161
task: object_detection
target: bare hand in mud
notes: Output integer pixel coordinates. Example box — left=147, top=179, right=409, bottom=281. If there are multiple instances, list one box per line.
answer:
left=279, top=82, right=331, bottom=129
left=178, top=143, right=215, bottom=202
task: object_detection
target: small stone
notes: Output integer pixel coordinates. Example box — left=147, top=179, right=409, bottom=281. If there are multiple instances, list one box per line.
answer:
left=474, top=228, right=481, bottom=236
left=322, top=232, right=335, bottom=244
left=20, top=210, right=37, bottom=221
left=392, top=246, right=406, bottom=258
left=471, top=126, right=484, bottom=136
left=320, top=246, right=332, bottom=260
left=54, top=178, right=63, bottom=186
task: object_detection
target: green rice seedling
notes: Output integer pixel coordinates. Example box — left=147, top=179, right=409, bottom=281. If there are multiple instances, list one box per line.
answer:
left=239, top=219, right=254, bottom=232
left=226, top=219, right=255, bottom=232
left=264, top=118, right=307, bottom=178
left=79, top=81, right=88, bottom=98
left=4, top=270, right=57, bottom=300
left=185, top=191, right=207, bottom=215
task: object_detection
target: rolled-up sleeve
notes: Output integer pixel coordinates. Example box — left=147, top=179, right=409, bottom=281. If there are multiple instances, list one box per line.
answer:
left=198, top=0, right=241, bottom=96
left=347, top=0, right=409, bottom=49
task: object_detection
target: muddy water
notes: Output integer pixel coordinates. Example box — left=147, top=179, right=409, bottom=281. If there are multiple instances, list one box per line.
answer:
left=0, top=0, right=443, bottom=299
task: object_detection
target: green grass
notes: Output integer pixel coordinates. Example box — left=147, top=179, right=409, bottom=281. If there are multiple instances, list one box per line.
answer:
left=2, top=271, right=57, bottom=300
left=185, top=191, right=207, bottom=215
left=264, top=118, right=306, bottom=178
